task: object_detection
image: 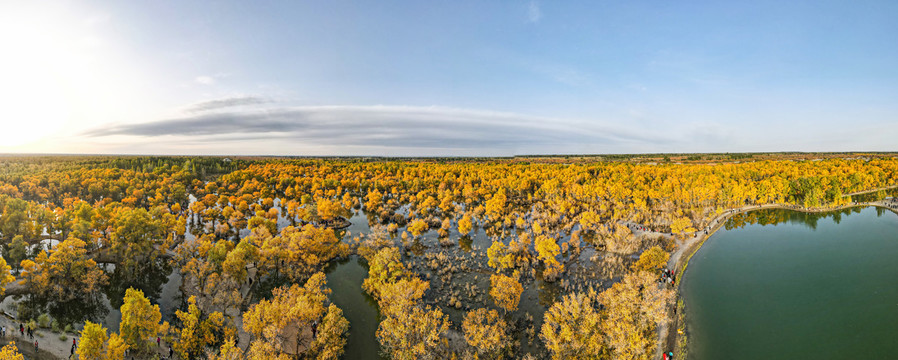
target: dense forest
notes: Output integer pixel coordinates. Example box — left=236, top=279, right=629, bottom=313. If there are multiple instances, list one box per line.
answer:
left=0, top=155, right=895, bottom=359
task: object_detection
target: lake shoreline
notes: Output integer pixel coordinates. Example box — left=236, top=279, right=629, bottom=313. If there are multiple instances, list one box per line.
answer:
left=666, top=197, right=898, bottom=359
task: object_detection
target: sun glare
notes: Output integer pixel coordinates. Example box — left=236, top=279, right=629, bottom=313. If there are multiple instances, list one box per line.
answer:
left=0, top=55, right=70, bottom=147
left=0, top=6, right=72, bottom=148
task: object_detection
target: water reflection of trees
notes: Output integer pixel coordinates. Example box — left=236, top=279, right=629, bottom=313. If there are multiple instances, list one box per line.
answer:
left=850, top=187, right=898, bottom=202
left=105, top=257, right=173, bottom=309
left=17, top=294, right=109, bottom=329
left=724, top=207, right=865, bottom=231
left=16, top=257, right=174, bottom=329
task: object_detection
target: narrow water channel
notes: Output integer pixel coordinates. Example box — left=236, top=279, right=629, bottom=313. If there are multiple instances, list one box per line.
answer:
left=325, top=257, right=384, bottom=360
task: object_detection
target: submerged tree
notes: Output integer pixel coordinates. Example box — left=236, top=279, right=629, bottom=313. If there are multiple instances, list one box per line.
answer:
left=457, top=213, right=473, bottom=236
left=20, top=237, right=107, bottom=303
left=489, top=273, right=523, bottom=314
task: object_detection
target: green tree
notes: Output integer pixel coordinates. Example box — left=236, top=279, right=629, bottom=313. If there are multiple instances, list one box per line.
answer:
left=1, top=198, right=29, bottom=241
left=7, top=235, right=28, bottom=274
left=110, top=208, right=164, bottom=277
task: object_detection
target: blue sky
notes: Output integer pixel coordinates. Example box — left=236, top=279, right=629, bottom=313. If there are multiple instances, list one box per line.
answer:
left=1, top=0, right=896, bottom=155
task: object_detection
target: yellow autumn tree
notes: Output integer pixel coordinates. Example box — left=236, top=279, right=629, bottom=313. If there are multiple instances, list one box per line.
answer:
left=540, top=292, right=604, bottom=360
left=313, top=304, right=351, bottom=360
left=463, top=308, right=509, bottom=359
left=600, top=272, right=674, bottom=360
left=172, top=296, right=227, bottom=360
left=457, top=213, right=473, bottom=236
left=315, top=197, right=347, bottom=223
left=632, top=246, right=670, bottom=273
left=20, top=237, right=107, bottom=303
left=278, top=224, right=349, bottom=280
left=0, top=343, right=24, bottom=360
left=535, top=235, right=563, bottom=281
left=489, top=273, right=523, bottom=314
left=365, top=188, right=383, bottom=211
left=243, top=273, right=349, bottom=359
left=486, top=241, right=516, bottom=271
left=208, top=337, right=243, bottom=360
left=407, top=219, right=428, bottom=238
left=362, top=247, right=407, bottom=297
left=77, top=321, right=129, bottom=360
left=484, top=188, right=507, bottom=221
left=119, top=287, right=162, bottom=353
left=670, top=216, right=696, bottom=237
left=375, top=278, right=450, bottom=360
left=0, top=256, right=14, bottom=295
left=107, top=333, right=129, bottom=360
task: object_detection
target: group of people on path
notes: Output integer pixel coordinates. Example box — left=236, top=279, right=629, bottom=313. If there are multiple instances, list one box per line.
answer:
left=0, top=323, right=40, bottom=356
left=630, top=223, right=651, bottom=232
left=660, top=268, right=675, bottom=285
left=658, top=269, right=677, bottom=285
left=885, top=197, right=898, bottom=210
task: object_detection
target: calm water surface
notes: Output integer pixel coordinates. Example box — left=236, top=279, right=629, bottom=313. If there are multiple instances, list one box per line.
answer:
left=683, top=207, right=898, bottom=359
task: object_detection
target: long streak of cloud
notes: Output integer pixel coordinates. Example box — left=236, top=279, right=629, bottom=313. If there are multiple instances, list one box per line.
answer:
left=84, top=105, right=665, bottom=152
left=184, top=96, right=270, bottom=113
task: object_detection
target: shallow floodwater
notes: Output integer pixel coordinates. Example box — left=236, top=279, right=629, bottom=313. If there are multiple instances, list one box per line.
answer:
left=683, top=207, right=898, bottom=359
left=326, top=210, right=564, bottom=358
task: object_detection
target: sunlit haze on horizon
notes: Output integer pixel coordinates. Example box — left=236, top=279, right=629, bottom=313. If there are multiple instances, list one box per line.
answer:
left=1, top=0, right=896, bottom=156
